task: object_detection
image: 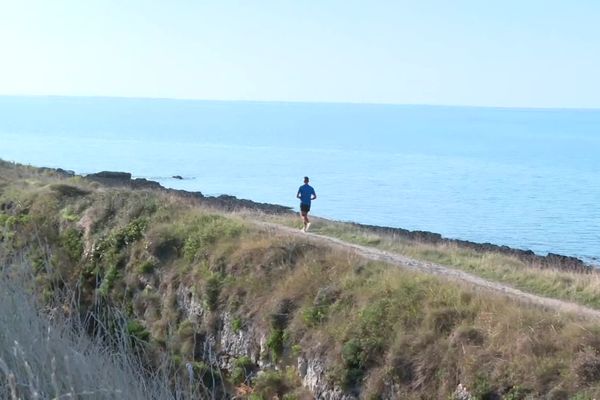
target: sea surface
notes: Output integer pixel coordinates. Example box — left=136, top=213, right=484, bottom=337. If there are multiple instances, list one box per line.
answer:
left=1, top=96, right=599, bottom=263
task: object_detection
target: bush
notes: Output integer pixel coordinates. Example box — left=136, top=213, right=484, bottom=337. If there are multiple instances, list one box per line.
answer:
left=182, top=214, right=243, bottom=261
left=266, top=329, right=285, bottom=362
left=502, top=385, right=530, bottom=400
left=205, top=274, right=222, bottom=311
left=471, top=373, right=495, bottom=399
left=341, top=338, right=368, bottom=387
left=60, top=228, right=83, bottom=261
left=98, top=264, right=119, bottom=296
left=253, top=369, right=296, bottom=399
left=113, top=218, right=147, bottom=250
left=138, top=259, right=158, bottom=274
left=230, top=356, right=254, bottom=385
left=302, top=305, right=328, bottom=326
left=231, top=317, right=243, bottom=333
left=176, top=320, right=197, bottom=356
left=126, top=319, right=150, bottom=345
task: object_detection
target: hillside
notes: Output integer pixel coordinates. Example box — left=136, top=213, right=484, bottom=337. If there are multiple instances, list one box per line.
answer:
left=2, top=160, right=600, bottom=399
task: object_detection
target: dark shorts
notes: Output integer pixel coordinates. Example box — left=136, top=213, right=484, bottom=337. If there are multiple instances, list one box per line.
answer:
left=300, top=203, right=311, bottom=213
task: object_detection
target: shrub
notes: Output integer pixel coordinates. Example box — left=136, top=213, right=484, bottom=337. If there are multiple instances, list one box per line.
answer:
left=231, top=317, right=243, bottom=333
left=126, top=320, right=150, bottom=343
left=182, top=214, right=243, bottom=261
left=98, top=264, right=119, bottom=296
left=184, top=235, right=204, bottom=262
left=231, top=356, right=254, bottom=385
left=61, top=207, right=80, bottom=221
left=253, top=369, right=297, bottom=399
left=291, top=344, right=302, bottom=357
left=471, top=373, right=495, bottom=399
left=205, top=274, right=222, bottom=311
left=138, top=259, right=157, bottom=274
left=302, top=305, right=327, bottom=326
left=341, top=338, right=368, bottom=388
left=176, top=320, right=197, bottom=356
left=502, top=385, right=530, bottom=400
left=112, top=218, right=147, bottom=250
left=266, top=329, right=285, bottom=362
left=60, top=228, right=83, bottom=261
left=302, top=286, right=338, bottom=326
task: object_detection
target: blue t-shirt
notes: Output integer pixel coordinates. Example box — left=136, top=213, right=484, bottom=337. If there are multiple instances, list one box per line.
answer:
left=298, top=184, right=316, bottom=205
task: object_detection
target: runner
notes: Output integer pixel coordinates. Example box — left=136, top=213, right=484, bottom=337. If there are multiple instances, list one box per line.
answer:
left=296, top=176, right=317, bottom=232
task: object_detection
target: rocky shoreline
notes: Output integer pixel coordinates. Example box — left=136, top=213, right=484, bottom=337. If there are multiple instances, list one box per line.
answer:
left=48, top=167, right=593, bottom=273
left=348, top=222, right=592, bottom=272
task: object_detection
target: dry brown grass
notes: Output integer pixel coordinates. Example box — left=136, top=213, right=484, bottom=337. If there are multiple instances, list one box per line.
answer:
left=261, top=213, right=600, bottom=312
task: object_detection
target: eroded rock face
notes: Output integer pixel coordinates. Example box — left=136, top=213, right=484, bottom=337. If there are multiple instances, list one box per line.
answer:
left=217, top=312, right=261, bottom=370
left=176, top=286, right=205, bottom=323
left=175, top=285, right=353, bottom=398
left=298, top=357, right=355, bottom=400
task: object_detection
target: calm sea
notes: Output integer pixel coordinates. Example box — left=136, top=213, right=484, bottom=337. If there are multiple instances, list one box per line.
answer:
left=1, top=96, right=599, bottom=263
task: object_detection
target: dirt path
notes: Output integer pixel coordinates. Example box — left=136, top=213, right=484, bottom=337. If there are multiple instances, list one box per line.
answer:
left=258, top=221, right=600, bottom=320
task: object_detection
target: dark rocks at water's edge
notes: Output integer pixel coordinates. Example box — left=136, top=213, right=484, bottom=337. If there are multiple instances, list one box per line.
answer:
left=83, top=171, right=292, bottom=214
left=350, top=222, right=591, bottom=273
left=86, top=171, right=132, bottom=180
left=38, top=167, right=76, bottom=177
left=86, top=171, right=164, bottom=190
left=209, top=194, right=291, bottom=214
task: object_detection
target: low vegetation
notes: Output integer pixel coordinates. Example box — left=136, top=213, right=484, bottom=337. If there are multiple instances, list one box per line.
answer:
left=2, top=160, right=600, bottom=398
left=267, top=214, right=600, bottom=310
left=0, top=267, right=199, bottom=400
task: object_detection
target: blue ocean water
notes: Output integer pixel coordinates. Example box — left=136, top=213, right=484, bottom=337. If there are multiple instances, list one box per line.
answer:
left=1, top=96, right=599, bottom=263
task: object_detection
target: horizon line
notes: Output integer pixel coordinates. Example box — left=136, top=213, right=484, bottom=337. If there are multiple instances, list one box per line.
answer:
left=1, top=93, right=600, bottom=112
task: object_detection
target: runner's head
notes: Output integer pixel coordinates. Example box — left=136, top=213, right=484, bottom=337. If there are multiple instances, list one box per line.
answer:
left=304, top=176, right=309, bottom=184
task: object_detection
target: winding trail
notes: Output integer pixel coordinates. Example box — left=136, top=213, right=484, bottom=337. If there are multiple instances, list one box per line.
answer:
left=258, top=221, right=600, bottom=321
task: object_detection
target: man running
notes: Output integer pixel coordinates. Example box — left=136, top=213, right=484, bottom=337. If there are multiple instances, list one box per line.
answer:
left=297, top=176, right=317, bottom=232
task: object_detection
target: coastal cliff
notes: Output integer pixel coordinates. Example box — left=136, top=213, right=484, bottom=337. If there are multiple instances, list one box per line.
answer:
left=2, top=160, right=600, bottom=399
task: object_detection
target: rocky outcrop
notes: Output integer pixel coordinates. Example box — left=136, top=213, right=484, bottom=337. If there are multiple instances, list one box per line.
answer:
left=174, top=282, right=353, bottom=398
left=217, top=312, right=262, bottom=370
left=85, top=171, right=164, bottom=190
left=298, top=357, right=355, bottom=400
left=452, top=383, right=474, bottom=400
left=86, top=171, right=132, bottom=180
left=37, top=166, right=76, bottom=177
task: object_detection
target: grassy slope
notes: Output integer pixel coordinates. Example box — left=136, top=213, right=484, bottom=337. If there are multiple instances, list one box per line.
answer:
left=2, top=161, right=600, bottom=399
left=266, top=214, right=600, bottom=311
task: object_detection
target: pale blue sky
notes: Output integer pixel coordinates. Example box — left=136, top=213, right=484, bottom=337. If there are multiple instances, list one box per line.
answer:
left=1, top=1, right=599, bottom=108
